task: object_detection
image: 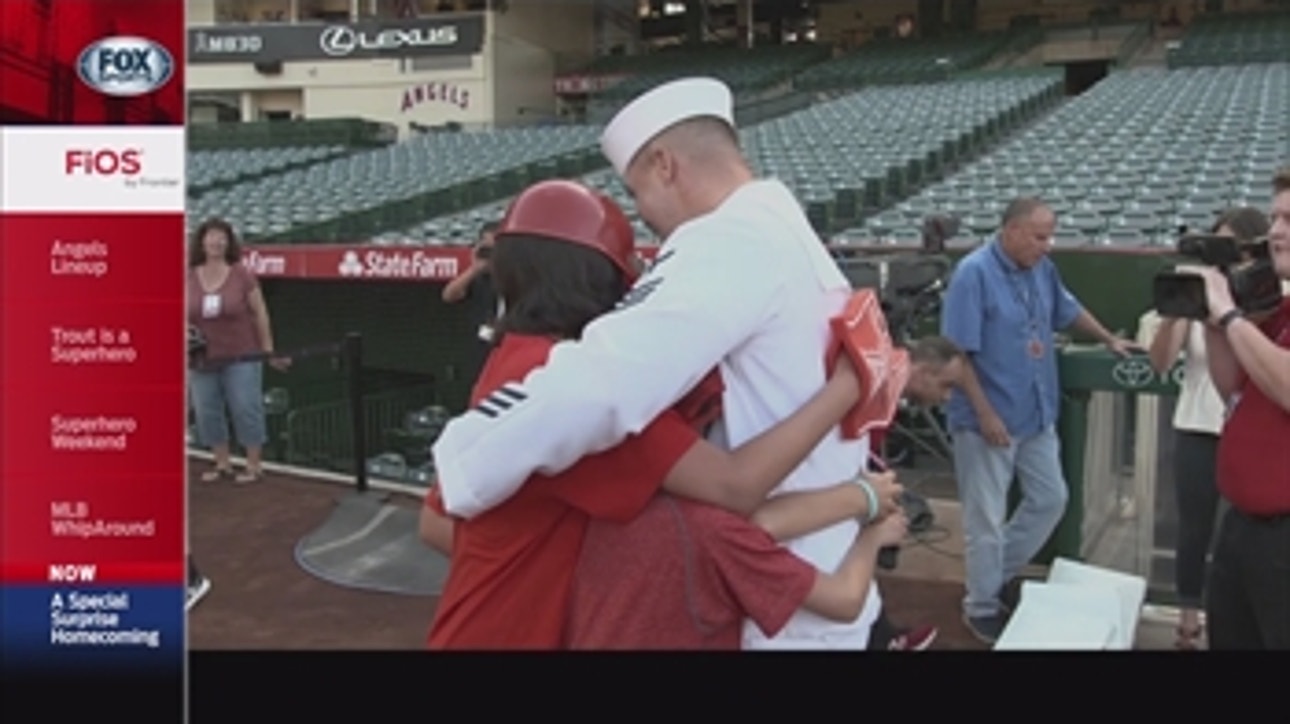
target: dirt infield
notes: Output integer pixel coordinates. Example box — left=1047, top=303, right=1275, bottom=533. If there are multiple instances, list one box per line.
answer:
left=187, top=459, right=986, bottom=651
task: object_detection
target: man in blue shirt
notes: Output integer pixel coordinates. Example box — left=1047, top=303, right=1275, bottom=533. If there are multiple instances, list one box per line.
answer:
left=941, top=197, right=1139, bottom=643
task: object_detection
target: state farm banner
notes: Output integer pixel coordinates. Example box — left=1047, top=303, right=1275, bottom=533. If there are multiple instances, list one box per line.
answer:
left=187, top=14, right=485, bottom=64
left=242, top=244, right=661, bottom=281
left=242, top=245, right=470, bottom=280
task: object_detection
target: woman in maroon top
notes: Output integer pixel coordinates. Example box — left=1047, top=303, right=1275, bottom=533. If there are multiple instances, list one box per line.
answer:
left=187, top=218, right=288, bottom=484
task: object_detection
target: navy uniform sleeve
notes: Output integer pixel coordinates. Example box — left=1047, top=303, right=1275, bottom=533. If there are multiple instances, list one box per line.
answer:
left=433, top=228, right=784, bottom=519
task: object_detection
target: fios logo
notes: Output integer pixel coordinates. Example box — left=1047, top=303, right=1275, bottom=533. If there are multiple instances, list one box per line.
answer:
left=65, top=149, right=143, bottom=176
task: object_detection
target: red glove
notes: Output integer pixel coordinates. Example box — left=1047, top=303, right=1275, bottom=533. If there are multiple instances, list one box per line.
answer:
left=824, top=290, right=910, bottom=440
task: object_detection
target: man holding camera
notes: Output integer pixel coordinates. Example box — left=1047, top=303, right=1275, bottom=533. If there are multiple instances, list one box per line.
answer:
left=941, top=197, right=1140, bottom=644
left=442, top=221, right=502, bottom=391
left=1180, top=169, right=1290, bottom=650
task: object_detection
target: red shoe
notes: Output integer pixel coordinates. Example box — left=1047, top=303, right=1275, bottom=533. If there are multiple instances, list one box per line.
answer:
left=888, top=625, right=938, bottom=651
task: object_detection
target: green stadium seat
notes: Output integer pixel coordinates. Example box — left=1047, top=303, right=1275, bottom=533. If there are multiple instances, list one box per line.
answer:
left=1053, top=230, right=1091, bottom=247
left=792, top=32, right=1036, bottom=93
left=188, top=125, right=602, bottom=242
left=884, top=63, right=1288, bottom=246
left=580, top=44, right=828, bottom=122
left=391, top=71, right=1062, bottom=245
left=1102, top=229, right=1151, bottom=247
left=1167, top=11, right=1290, bottom=69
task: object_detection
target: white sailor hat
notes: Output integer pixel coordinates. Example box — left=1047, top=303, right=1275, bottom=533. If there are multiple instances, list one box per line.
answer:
left=599, top=76, right=735, bottom=177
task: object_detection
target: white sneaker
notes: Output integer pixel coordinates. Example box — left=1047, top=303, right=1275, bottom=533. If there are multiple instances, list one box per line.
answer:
left=186, top=576, right=211, bottom=611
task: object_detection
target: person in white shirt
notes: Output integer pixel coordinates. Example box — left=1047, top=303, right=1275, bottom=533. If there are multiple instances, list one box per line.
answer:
left=431, top=77, right=882, bottom=649
left=1142, top=206, right=1275, bottom=650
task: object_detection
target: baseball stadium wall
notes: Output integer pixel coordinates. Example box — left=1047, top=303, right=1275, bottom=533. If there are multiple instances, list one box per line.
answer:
left=814, top=0, right=1211, bottom=43
left=249, top=244, right=1174, bottom=422
left=186, top=4, right=595, bottom=135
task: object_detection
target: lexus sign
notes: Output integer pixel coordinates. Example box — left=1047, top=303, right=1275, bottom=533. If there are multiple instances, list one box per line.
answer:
left=318, top=24, right=459, bottom=57
left=187, top=15, right=484, bottom=63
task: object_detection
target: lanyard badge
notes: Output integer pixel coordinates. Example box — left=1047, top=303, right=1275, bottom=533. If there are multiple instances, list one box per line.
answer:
left=201, top=293, right=222, bottom=319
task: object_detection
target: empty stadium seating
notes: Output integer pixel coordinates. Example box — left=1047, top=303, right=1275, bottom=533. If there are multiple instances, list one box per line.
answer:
left=792, top=31, right=1029, bottom=92
left=376, top=70, right=1063, bottom=245
left=187, top=117, right=395, bottom=150
left=186, top=125, right=602, bottom=242
left=187, top=145, right=349, bottom=196
left=1167, top=11, right=1290, bottom=68
left=588, top=44, right=827, bottom=100
left=582, top=44, right=830, bottom=124
left=741, top=71, right=1062, bottom=231
left=844, top=63, right=1289, bottom=246
left=372, top=167, right=636, bottom=246
left=190, top=19, right=1290, bottom=250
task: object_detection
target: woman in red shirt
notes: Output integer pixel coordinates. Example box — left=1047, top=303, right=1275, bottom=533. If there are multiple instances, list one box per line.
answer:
left=419, top=180, right=900, bottom=649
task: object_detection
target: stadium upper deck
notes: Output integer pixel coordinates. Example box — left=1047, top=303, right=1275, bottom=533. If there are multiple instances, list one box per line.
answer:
left=184, top=11, right=1290, bottom=247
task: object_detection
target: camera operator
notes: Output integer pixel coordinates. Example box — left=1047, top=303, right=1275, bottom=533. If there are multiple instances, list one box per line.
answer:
left=920, top=213, right=960, bottom=255
left=442, top=220, right=502, bottom=391
left=1142, top=206, right=1271, bottom=650
left=1179, top=168, right=1290, bottom=650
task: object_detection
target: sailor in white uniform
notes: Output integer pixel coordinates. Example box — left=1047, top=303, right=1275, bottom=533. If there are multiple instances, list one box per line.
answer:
left=431, top=77, right=878, bottom=649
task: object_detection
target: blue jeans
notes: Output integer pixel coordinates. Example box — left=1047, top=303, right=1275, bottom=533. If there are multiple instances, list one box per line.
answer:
left=952, top=425, right=1070, bottom=618
left=189, top=361, right=267, bottom=450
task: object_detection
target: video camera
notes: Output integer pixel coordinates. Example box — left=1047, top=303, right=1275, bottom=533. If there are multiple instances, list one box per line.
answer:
left=187, top=325, right=208, bottom=368
left=834, top=253, right=951, bottom=344
left=877, top=490, right=935, bottom=571
left=881, top=258, right=950, bottom=344
left=1152, top=234, right=1282, bottom=320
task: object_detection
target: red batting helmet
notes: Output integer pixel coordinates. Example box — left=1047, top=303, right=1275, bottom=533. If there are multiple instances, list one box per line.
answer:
left=496, top=179, right=640, bottom=285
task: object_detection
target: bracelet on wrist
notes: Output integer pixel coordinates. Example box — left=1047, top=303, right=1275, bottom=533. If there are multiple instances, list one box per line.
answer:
left=1217, top=308, right=1242, bottom=330
left=856, top=478, right=879, bottom=524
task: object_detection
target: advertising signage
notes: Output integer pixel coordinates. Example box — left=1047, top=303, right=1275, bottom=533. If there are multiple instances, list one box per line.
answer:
left=236, top=244, right=663, bottom=281
left=187, top=14, right=485, bottom=64
left=1, top=1, right=187, bottom=721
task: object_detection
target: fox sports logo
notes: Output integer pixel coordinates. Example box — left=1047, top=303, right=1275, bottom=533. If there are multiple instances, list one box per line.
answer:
left=77, top=36, right=174, bottom=97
